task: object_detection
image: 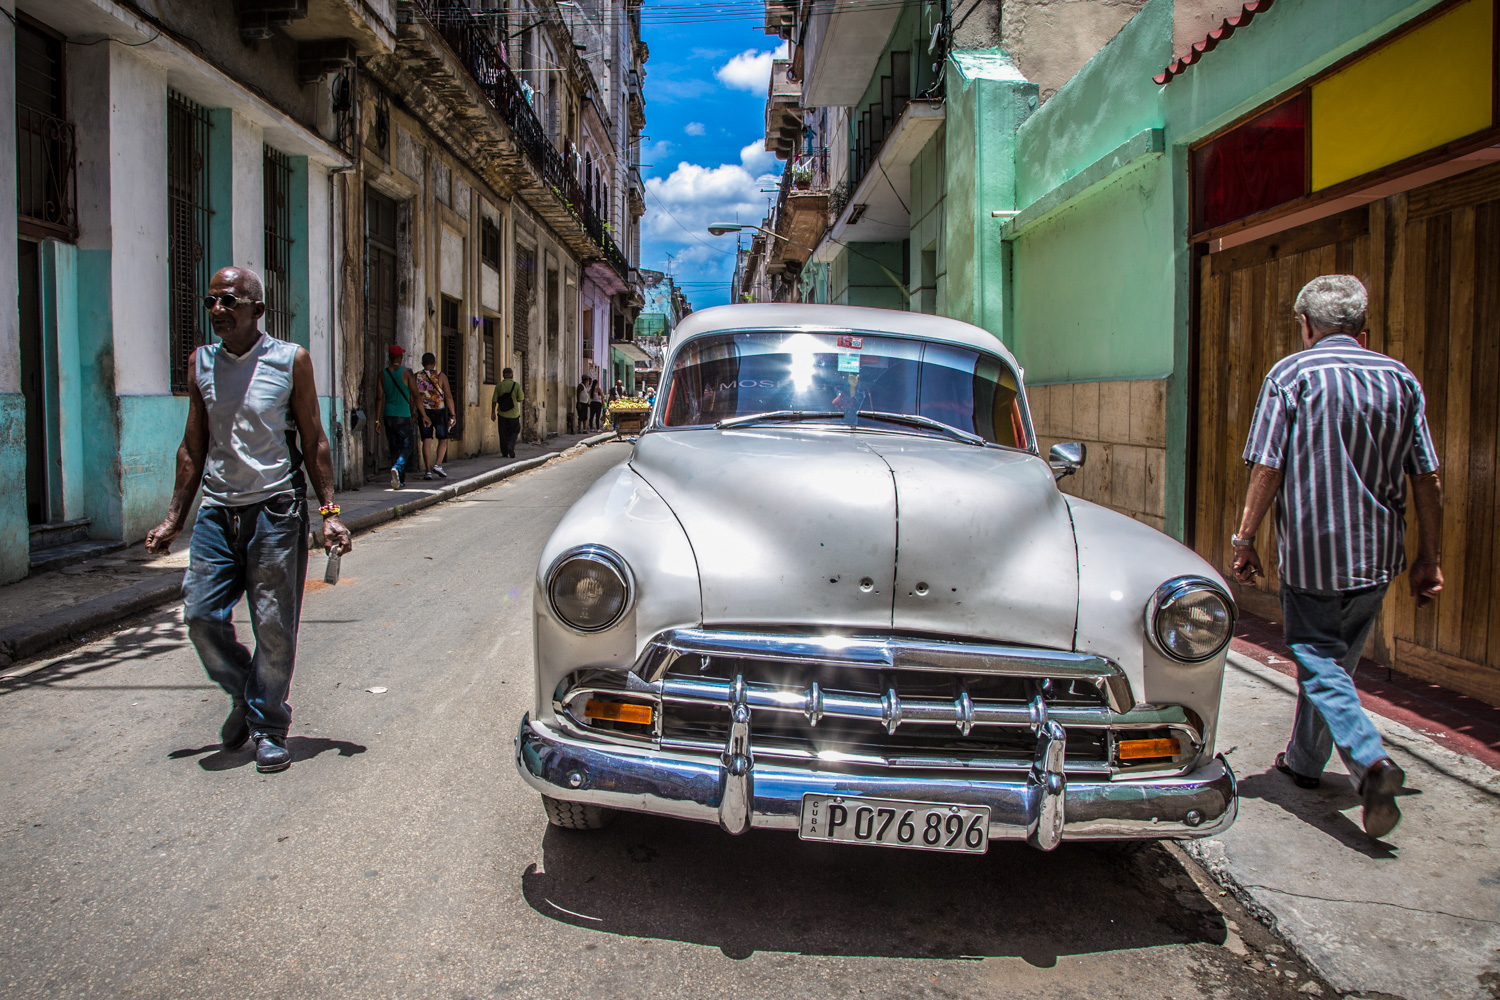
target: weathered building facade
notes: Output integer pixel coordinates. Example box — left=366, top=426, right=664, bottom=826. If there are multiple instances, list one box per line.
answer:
left=758, top=0, right=1500, bottom=704
left=0, top=0, right=645, bottom=585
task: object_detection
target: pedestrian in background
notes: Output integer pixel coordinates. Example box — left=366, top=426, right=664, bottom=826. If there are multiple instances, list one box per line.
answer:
left=1232, top=274, right=1443, bottom=840
left=491, top=367, right=524, bottom=458
left=145, top=266, right=351, bottom=774
left=610, top=378, right=626, bottom=402
left=416, top=352, right=455, bottom=480
left=575, top=376, right=590, bottom=435
left=589, top=377, right=604, bottom=429
left=375, top=345, right=419, bottom=489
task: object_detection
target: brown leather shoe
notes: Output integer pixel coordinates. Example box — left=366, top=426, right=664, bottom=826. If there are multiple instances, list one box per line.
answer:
left=1360, top=757, right=1406, bottom=839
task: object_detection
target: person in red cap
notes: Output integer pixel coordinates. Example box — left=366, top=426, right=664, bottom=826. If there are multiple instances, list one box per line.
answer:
left=374, top=344, right=420, bottom=489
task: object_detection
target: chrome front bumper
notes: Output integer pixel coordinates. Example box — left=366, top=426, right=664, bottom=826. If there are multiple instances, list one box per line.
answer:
left=515, top=714, right=1237, bottom=849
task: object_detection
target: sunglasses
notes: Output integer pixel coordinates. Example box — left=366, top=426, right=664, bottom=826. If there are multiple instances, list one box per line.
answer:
left=203, top=293, right=262, bottom=310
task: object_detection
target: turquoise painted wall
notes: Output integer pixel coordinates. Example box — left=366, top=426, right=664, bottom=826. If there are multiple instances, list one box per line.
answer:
left=0, top=394, right=27, bottom=584
left=908, top=128, right=946, bottom=314
left=942, top=51, right=1036, bottom=341
left=1011, top=155, right=1175, bottom=382
left=119, top=395, right=189, bottom=541
left=41, top=241, right=84, bottom=521
left=829, top=242, right=906, bottom=309
left=75, top=248, right=122, bottom=540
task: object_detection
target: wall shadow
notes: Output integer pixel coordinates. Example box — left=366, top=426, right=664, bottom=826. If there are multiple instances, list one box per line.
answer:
left=520, top=814, right=1227, bottom=963
left=0, top=621, right=185, bottom=697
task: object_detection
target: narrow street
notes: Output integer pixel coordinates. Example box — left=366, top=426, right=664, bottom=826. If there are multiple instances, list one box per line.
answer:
left=1, top=443, right=1321, bottom=1000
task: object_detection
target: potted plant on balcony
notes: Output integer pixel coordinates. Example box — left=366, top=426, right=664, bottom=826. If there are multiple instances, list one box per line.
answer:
left=791, top=159, right=813, bottom=191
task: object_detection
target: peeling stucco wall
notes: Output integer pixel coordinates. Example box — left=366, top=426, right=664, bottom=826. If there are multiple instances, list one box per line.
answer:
left=1001, top=0, right=1150, bottom=101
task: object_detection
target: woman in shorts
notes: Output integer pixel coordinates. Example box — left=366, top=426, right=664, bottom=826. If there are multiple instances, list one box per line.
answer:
left=416, top=352, right=456, bottom=479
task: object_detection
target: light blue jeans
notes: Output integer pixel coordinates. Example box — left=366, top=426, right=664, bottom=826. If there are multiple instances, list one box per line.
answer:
left=183, top=493, right=308, bottom=738
left=1280, top=583, right=1389, bottom=785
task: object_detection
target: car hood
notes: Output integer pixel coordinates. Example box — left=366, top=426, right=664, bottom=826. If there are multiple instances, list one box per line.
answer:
left=630, top=428, right=1078, bottom=647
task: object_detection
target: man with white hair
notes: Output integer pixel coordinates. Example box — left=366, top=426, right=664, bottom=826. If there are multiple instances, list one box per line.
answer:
left=145, top=266, right=352, bottom=774
left=1232, top=274, right=1443, bottom=839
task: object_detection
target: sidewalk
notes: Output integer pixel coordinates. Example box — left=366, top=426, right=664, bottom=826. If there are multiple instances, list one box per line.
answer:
left=0, top=431, right=616, bottom=667
left=1194, top=613, right=1500, bottom=1000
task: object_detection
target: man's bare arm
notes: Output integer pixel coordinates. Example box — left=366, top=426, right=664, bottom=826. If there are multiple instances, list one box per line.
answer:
left=1230, top=463, right=1283, bottom=584
left=291, top=348, right=352, bottom=554
left=1409, top=470, right=1443, bottom=607
left=144, top=367, right=210, bottom=553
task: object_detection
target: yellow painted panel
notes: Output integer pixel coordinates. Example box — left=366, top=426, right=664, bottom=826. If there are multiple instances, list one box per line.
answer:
left=1312, top=0, right=1494, bottom=190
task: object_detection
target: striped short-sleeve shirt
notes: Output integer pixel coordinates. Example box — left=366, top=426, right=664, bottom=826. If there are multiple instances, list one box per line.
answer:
left=1242, top=334, right=1439, bottom=593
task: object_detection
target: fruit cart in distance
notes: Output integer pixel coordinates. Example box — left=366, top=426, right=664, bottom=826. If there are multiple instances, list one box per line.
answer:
left=607, top=400, right=650, bottom=438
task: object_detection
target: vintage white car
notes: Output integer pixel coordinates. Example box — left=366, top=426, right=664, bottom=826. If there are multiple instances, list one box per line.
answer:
left=516, top=304, right=1237, bottom=853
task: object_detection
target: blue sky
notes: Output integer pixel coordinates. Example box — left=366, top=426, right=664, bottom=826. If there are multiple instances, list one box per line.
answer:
left=638, top=11, right=788, bottom=308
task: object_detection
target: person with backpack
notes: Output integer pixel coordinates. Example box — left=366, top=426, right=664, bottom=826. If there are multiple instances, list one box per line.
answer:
left=491, top=367, right=524, bottom=458
left=374, top=344, right=420, bottom=489
left=416, top=352, right=456, bottom=480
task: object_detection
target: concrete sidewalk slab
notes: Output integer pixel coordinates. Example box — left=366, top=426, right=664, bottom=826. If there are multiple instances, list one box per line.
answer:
left=0, top=431, right=618, bottom=666
left=1189, top=650, right=1500, bottom=1000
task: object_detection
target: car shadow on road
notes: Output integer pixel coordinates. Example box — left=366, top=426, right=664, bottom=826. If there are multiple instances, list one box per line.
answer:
left=168, top=736, right=368, bottom=771
left=1235, top=769, right=1416, bottom=857
left=520, top=814, right=1227, bottom=963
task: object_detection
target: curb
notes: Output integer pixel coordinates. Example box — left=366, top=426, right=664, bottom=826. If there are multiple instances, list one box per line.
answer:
left=0, top=439, right=615, bottom=669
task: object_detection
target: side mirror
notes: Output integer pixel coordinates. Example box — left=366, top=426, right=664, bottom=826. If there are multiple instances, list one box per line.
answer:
left=1048, top=442, right=1086, bottom=479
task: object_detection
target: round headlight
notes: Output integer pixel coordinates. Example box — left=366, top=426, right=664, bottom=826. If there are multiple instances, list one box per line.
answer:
left=547, top=546, right=633, bottom=632
left=1147, top=578, right=1234, bottom=662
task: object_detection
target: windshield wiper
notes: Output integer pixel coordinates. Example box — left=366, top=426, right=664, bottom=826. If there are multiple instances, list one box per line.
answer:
left=856, top=411, right=986, bottom=446
left=716, top=410, right=842, bottom=429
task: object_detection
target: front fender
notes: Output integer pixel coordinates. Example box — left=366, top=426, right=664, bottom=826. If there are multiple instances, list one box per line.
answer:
left=1067, top=497, right=1231, bottom=760
left=532, top=456, right=702, bottom=721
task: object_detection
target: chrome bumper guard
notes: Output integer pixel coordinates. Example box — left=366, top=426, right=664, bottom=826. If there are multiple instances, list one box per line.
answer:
left=515, top=714, right=1238, bottom=850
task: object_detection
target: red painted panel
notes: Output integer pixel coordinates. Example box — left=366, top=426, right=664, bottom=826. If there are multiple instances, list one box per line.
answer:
left=1192, top=92, right=1309, bottom=233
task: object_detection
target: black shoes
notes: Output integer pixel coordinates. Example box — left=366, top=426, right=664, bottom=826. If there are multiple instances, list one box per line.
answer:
left=1275, top=752, right=1321, bottom=789
left=254, top=734, right=292, bottom=773
left=221, top=702, right=250, bottom=751
left=1361, top=757, right=1406, bottom=839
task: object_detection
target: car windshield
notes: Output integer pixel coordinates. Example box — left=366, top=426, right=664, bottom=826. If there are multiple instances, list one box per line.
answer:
left=658, top=331, right=1031, bottom=449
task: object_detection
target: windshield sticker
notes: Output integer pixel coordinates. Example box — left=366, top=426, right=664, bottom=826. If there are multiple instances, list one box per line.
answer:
left=837, top=335, right=863, bottom=349
left=838, top=353, right=861, bottom=373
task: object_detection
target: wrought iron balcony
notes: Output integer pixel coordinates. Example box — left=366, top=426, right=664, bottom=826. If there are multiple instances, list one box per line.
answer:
left=407, top=0, right=628, bottom=278
left=17, top=105, right=78, bottom=240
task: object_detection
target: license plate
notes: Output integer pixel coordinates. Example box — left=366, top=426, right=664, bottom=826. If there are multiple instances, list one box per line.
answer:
left=799, top=794, right=990, bottom=853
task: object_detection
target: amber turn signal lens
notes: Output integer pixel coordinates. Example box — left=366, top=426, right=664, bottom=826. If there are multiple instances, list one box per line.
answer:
left=583, top=700, right=653, bottom=726
left=1117, top=737, right=1181, bottom=760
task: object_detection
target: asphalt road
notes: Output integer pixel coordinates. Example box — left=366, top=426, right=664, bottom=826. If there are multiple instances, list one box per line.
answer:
left=1, top=441, right=1328, bottom=999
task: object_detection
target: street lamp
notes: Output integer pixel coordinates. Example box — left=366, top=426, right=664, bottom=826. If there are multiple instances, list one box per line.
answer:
left=707, top=223, right=907, bottom=300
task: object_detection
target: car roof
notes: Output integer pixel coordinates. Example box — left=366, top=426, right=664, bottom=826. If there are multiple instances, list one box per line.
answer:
left=666, top=303, right=1022, bottom=372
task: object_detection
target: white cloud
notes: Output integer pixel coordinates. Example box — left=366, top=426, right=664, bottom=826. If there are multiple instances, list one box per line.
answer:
left=684, top=122, right=706, bottom=136
left=739, top=141, right=778, bottom=175
left=715, top=42, right=789, bottom=93
left=644, top=160, right=780, bottom=247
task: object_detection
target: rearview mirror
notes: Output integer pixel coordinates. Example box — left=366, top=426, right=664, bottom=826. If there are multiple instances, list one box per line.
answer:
left=1048, top=442, right=1086, bottom=479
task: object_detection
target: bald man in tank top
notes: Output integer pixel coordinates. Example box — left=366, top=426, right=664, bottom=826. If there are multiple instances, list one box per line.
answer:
left=146, top=266, right=351, bottom=774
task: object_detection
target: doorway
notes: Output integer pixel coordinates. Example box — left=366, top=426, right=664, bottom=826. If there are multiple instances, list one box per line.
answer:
left=440, top=296, right=464, bottom=440
left=18, top=238, right=52, bottom=525
left=364, top=186, right=398, bottom=479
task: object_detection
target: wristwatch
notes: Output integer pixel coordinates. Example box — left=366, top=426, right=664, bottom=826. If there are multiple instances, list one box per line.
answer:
left=1231, top=534, right=1256, bottom=548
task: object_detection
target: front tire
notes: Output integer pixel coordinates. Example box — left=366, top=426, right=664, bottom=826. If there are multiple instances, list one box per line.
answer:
left=542, top=795, right=616, bottom=830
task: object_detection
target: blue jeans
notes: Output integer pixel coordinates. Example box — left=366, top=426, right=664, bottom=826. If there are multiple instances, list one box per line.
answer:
left=183, top=494, right=308, bottom=738
left=383, top=415, right=414, bottom=482
left=1280, top=583, right=1389, bottom=785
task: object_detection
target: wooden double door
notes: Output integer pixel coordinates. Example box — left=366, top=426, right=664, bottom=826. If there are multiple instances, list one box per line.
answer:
left=1195, top=163, right=1500, bottom=705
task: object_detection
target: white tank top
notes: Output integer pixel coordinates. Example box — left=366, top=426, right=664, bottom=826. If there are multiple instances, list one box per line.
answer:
left=194, top=334, right=305, bottom=506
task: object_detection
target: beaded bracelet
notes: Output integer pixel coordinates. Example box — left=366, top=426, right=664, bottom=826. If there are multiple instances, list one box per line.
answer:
left=319, top=503, right=341, bottom=518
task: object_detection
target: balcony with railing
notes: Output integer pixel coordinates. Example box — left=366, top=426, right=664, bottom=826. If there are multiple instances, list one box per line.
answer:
left=402, top=0, right=628, bottom=277
left=767, top=148, right=829, bottom=273
left=17, top=105, right=78, bottom=241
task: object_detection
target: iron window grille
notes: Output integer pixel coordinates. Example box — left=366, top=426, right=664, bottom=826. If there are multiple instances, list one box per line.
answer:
left=263, top=146, right=295, bottom=341
left=483, top=316, right=497, bottom=384
left=481, top=217, right=501, bottom=269
left=168, top=91, right=213, bottom=394
left=16, top=15, right=76, bottom=240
